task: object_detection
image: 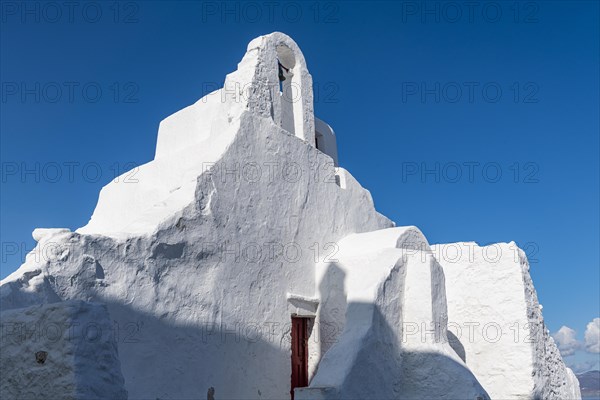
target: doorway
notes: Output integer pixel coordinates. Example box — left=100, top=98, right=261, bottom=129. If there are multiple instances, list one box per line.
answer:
left=290, top=316, right=309, bottom=399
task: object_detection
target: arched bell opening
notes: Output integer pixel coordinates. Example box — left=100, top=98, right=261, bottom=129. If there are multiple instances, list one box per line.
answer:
left=276, top=44, right=301, bottom=138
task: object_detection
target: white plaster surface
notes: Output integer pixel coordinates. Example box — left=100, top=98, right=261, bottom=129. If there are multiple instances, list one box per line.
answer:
left=0, top=32, right=580, bottom=400
left=0, top=301, right=127, bottom=399
left=314, top=117, right=338, bottom=167
left=300, top=227, right=490, bottom=399
left=1, top=33, right=391, bottom=399
left=432, top=242, right=581, bottom=399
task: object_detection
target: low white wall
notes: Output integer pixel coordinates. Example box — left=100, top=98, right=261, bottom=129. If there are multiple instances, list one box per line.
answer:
left=433, top=242, right=581, bottom=399
left=310, top=227, right=489, bottom=399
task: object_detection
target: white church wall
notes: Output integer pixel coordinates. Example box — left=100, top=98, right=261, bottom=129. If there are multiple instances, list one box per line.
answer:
left=0, top=32, right=580, bottom=400
left=302, top=227, right=490, bottom=400
left=0, top=301, right=127, bottom=400
left=432, top=242, right=581, bottom=399
left=1, top=33, right=393, bottom=399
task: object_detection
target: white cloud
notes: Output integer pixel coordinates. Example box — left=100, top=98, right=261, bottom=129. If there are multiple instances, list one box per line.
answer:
left=584, top=318, right=600, bottom=353
left=552, top=326, right=581, bottom=356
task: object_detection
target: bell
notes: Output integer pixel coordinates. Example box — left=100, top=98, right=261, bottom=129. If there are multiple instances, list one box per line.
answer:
left=278, top=64, right=286, bottom=82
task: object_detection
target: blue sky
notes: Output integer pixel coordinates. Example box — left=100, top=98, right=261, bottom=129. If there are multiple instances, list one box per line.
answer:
left=1, top=1, right=598, bottom=370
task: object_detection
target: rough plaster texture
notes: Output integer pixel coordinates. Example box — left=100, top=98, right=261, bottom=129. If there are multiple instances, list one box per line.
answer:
left=0, top=32, right=580, bottom=400
left=432, top=242, right=581, bottom=399
left=0, top=301, right=127, bottom=399
left=1, top=33, right=391, bottom=399
left=298, top=227, right=489, bottom=400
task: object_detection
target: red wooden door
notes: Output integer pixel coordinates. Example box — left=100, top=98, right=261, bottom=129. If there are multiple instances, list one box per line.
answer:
left=291, top=317, right=308, bottom=399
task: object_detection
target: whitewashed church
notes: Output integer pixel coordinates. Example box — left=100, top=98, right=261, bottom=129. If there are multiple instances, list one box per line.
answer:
left=0, top=33, right=580, bottom=400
